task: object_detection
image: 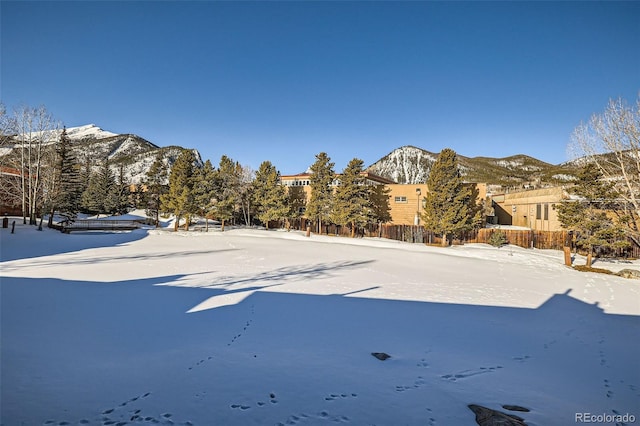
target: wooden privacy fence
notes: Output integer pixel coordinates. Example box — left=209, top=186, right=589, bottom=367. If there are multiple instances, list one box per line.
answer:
left=469, top=229, right=568, bottom=250
left=285, top=221, right=639, bottom=256
left=291, top=223, right=566, bottom=250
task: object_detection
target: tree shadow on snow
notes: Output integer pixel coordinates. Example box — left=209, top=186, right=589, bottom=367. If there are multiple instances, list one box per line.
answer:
left=1, top=270, right=639, bottom=426
left=0, top=225, right=150, bottom=262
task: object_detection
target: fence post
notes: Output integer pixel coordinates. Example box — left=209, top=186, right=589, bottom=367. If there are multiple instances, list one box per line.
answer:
left=563, top=231, right=573, bottom=266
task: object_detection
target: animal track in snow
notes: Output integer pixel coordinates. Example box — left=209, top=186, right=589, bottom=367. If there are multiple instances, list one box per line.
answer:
left=225, top=305, right=255, bottom=348
left=512, top=355, right=531, bottom=363
left=49, top=391, right=192, bottom=426
left=231, top=391, right=279, bottom=412
left=417, top=358, right=430, bottom=368
left=191, top=305, right=256, bottom=370
left=425, top=407, right=436, bottom=425
left=395, top=376, right=427, bottom=392
left=324, top=392, right=358, bottom=401
left=441, top=365, right=503, bottom=382
left=230, top=404, right=252, bottom=410
left=276, top=410, right=351, bottom=425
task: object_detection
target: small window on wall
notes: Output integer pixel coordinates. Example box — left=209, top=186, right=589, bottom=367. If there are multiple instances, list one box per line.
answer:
left=395, top=196, right=407, bottom=203
left=536, top=204, right=542, bottom=220
left=544, top=203, right=549, bottom=220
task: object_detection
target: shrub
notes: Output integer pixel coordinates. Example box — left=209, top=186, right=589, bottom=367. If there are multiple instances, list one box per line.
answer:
left=488, top=230, right=508, bottom=247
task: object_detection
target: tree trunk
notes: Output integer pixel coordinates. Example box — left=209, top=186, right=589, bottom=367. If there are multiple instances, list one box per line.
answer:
left=221, top=219, right=226, bottom=232
left=174, top=215, right=179, bottom=231
left=441, top=233, right=448, bottom=247
left=184, top=214, right=189, bottom=231
left=351, top=222, right=356, bottom=238
left=586, top=244, right=593, bottom=267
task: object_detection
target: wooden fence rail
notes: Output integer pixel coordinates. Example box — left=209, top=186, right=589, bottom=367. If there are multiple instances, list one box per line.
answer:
left=284, top=221, right=638, bottom=258
left=61, top=220, right=140, bottom=233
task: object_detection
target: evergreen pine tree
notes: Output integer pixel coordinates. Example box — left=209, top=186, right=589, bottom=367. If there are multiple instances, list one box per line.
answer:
left=214, top=155, right=240, bottom=231
left=369, top=184, right=392, bottom=225
left=287, top=186, right=307, bottom=228
left=331, top=158, right=370, bottom=237
left=81, top=159, right=117, bottom=216
left=161, top=149, right=197, bottom=231
left=422, top=148, right=481, bottom=246
left=49, top=127, right=82, bottom=225
left=193, top=159, right=217, bottom=231
left=252, top=161, right=289, bottom=229
left=114, top=163, right=131, bottom=215
left=306, top=152, right=335, bottom=233
left=100, top=160, right=119, bottom=215
left=555, top=162, right=629, bottom=266
left=143, top=151, right=168, bottom=227
left=81, top=173, right=102, bottom=216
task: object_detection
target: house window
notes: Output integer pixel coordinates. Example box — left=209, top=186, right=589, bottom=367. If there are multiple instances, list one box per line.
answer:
left=536, top=204, right=542, bottom=220
left=395, top=196, right=407, bottom=203
left=544, top=203, right=549, bottom=220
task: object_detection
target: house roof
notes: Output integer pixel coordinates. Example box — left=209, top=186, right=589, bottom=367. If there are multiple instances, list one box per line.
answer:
left=280, top=171, right=397, bottom=185
left=0, top=166, right=24, bottom=177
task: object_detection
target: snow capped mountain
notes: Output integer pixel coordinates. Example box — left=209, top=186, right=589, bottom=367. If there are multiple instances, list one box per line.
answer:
left=367, top=145, right=438, bottom=184
left=367, top=145, right=578, bottom=187
left=2, top=124, right=202, bottom=184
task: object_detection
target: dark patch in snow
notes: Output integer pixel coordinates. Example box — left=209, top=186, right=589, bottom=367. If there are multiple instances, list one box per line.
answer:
left=468, top=404, right=528, bottom=425
left=371, top=352, right=391, bottom=361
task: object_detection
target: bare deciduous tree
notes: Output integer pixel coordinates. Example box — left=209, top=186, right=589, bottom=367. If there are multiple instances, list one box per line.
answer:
left=568, top=96, right=640, bottom=236
left=9, top=106, right=60, bottom=224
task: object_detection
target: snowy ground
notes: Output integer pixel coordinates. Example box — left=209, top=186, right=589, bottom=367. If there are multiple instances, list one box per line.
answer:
left=1, top=221, right=639, bottom=425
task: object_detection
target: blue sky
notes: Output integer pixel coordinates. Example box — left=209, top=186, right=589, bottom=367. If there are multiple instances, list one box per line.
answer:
left=2, top=1, right=638, bottom=173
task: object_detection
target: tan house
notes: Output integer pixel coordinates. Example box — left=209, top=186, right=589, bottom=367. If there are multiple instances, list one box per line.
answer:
left=280, top=171, right=488, bottom=226
left=386, top=184, right=426, bottom=225
left=491, top=187, right=568, bottom=231
left=386, top=183, right=488, bottom=226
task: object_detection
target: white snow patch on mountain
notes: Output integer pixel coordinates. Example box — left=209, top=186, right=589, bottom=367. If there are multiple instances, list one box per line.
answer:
left=64, top=124, right=118, bottom=140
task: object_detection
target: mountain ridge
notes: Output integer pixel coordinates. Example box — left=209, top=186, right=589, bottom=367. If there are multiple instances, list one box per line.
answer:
left=367, top=145, right=578, bottom=188
left=3, top=125, right=578, bottom=189
left=2, top=124, right=202, bottom=184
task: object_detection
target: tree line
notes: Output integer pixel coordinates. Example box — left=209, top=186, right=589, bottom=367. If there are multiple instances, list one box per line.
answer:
left=2, top=96, right=638, bottom=256
left=157, top=150, right=395, bottom=234
left=0, top=111, right=141, bottom=227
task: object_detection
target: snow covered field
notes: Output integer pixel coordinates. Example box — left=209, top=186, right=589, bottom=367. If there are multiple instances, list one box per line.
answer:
left=1, top=222, right=639, bottom=425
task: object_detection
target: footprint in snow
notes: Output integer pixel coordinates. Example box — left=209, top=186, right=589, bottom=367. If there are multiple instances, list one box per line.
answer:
left=324, top=392, right=358, bottom=401
left=512, top=355, right=531, bottom=362
left=441, top=366, right=503, bottom=382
